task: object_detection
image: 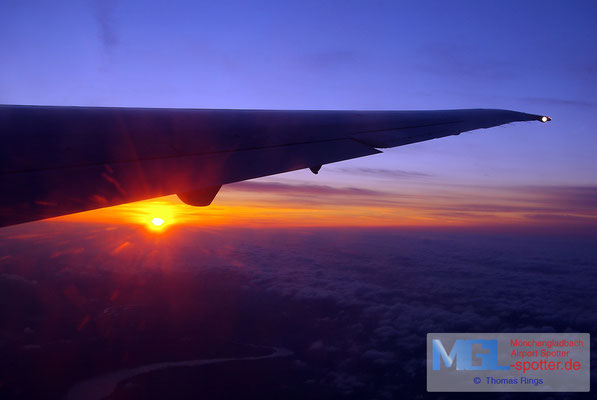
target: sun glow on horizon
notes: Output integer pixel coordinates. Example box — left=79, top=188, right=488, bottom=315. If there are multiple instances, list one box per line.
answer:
left=56, top=196, right=188, bottom=231
left=49, top=183, right=597, bottom=233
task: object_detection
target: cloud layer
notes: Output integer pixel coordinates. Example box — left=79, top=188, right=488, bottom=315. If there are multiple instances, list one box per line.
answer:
left=1, top=222, right=595, bottom=398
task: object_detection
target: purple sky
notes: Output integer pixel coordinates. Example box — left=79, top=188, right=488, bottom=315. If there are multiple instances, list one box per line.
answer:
left=1, top=1, right=596, bottom=226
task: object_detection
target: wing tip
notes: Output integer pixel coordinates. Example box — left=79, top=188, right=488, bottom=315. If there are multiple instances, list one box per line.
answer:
left=540, top=115, right=552, bottom=123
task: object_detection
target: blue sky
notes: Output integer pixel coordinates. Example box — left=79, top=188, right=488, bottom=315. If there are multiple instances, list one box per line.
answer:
left=1, top=0, right=596, bottom=228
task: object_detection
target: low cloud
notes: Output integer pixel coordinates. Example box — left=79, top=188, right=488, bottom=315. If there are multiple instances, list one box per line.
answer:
left=228, top=181, right=384, bottom=197
left=333, top=167, right=433, bottom=179
left=224, top=181, right=597, bottom=229
left=1, top=222, right=595, bottom=398
left=520, top=185, right=597, bottom=211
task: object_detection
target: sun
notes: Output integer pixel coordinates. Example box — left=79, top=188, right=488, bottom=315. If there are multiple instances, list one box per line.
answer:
left=151, top=217, right=165, bottom=227
left=146, top=214, right=170, bottom=232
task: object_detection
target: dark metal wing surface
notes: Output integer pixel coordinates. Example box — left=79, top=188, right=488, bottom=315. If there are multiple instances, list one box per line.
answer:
left=0, top=105, right=549, bottom=227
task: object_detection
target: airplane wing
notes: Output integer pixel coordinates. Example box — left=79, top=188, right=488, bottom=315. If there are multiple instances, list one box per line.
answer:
left=0, top=105, right=549, bottom=227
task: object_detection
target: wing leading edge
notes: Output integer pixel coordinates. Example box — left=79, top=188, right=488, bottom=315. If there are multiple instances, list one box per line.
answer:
left=0, top=106, right=549, bottom=227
